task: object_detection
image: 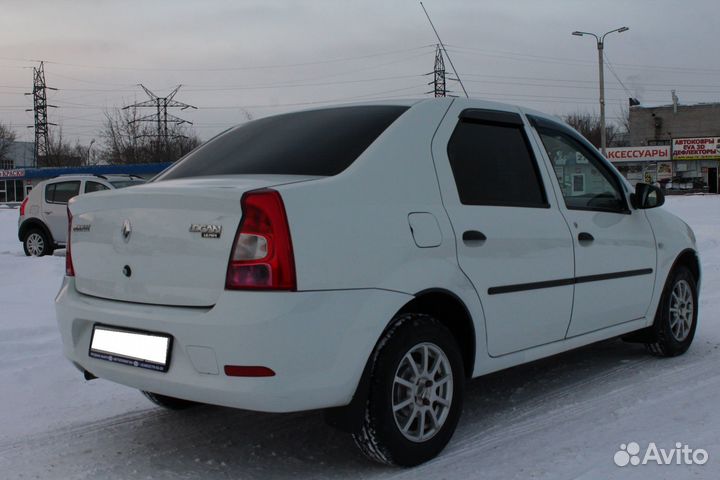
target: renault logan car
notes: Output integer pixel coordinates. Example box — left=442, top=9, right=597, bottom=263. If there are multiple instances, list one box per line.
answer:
left=55, top=98, right=700, bottom=466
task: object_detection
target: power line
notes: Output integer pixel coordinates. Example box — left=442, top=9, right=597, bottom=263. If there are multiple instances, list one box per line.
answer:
left=459, top=72, right=720, bottom=90
left=445, top=44, right=720, bottom=75
left=603, top=51, right=633, bottom=98
left=7, top=43, right=720, bottom=77
left=4, top=46, right=434, bottom=72
left=181, top=74, right=423, bottom=92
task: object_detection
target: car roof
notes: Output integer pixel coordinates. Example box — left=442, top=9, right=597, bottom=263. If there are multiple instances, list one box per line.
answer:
left=288, top=97, right=556, bottom=119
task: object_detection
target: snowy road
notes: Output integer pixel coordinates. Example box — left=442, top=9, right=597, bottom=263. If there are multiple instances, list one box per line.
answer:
left=1, top=196, right=719, bottom=479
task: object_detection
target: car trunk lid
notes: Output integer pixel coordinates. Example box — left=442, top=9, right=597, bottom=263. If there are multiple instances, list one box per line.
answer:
left=69, top=176, right=317, bottom=307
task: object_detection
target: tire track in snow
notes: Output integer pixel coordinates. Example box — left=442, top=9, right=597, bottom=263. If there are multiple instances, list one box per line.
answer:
left=4, top=339, right=716, bottom=479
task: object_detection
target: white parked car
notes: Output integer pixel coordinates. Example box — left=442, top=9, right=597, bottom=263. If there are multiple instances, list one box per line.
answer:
left=18, top=174, right=145, bottom=256
left=55, top=99, right=700, bottom=466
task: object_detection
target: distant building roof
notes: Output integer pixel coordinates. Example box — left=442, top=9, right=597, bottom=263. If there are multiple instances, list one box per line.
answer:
left=631, top=101, right=720, bottom=110
left=4, top=141, right=35, bottom=167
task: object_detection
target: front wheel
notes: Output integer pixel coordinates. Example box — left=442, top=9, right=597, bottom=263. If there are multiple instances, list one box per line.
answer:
left=352, top=313, right=465, bottom=467
left=645, top=266, right=698, bottom=357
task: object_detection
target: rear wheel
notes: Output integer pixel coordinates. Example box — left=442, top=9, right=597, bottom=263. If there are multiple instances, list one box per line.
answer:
left=645, top=266, right=698, bottom=357
left=352, top=313, right=464, bottom=467
left=141, top=391, right=199, bottom=410
left=23, top=229, right=53, bottom=257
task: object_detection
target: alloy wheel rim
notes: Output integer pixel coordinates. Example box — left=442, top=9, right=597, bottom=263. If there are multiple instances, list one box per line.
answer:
left=392, top=342, right=453, bottom=443
left=669, top=279, right=694, bottom=342
left=27, top=233, right=44, bottom=256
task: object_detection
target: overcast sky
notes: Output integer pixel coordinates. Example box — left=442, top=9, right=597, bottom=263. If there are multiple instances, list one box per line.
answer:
left=1, top=0, right=717, bottom=145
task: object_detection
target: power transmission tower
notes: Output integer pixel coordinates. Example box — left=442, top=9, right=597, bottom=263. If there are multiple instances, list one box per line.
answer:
left=427, top=44, right=447, bottom=97
left=124, top=85, right=196, bottom=156
left=25, top=61, right=57, bottom=167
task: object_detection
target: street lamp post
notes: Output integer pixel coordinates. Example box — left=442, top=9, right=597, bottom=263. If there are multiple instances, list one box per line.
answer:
left=572, top=27, right=629, bottom=156
left=87, top=139, right=95, bottom=166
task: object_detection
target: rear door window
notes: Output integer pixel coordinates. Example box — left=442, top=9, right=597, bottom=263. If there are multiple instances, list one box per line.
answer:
left=447, top=115, right=548, bottom=207
left=44, top=183, right=55, bottom=203
left=46, top=181, right=80, bottom=204
left=157, top=106, right=409, bottom=180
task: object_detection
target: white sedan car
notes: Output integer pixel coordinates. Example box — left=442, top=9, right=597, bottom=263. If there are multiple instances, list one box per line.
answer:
left=56, top=98, right=699, bottom=466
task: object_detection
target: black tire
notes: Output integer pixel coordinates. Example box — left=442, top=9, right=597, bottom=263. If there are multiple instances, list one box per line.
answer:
left=23, top=228, right=53, bottom=257
left=352, top=313, right=465, bottom=467
left=141, top=391, right=199, bottom=410
left=645, top=266, right=698, bottom=357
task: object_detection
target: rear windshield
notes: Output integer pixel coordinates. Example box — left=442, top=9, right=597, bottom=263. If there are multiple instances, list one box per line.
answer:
left=157, top=105, right=409, bottom=180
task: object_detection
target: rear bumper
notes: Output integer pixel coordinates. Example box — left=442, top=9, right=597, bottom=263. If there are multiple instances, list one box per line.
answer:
left=55, top=278, right=411, bottom=412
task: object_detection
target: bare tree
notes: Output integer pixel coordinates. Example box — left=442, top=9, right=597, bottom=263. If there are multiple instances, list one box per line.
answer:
left=99, top=107, right=200, bottom=165
left=612, top=104, right=631, bottom=147
left=0, top=122, right=17, bottom=162
left=619, top=104, right=631, bottom=135
left=563, top=112, right=621, bottom=148
left=40, top=128, right=85, bottom=167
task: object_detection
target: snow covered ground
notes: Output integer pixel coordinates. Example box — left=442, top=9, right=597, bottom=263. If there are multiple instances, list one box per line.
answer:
left=0, top=196, right=718, bottom=479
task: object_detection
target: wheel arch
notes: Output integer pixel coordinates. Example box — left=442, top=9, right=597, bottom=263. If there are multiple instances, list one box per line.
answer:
left=671, top=248, right=701, bottom=287
left=395, top=288, right=476, bottom=379
left=18, top=218, right=55, bottom=245
left=324, top=288, right=477, bottom=433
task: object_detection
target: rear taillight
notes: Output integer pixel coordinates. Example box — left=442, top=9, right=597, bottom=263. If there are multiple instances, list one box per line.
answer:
left=66, top=207, right=75, bottom=277
left=19, top=197, right=29, bottom=217
left=226, top=189, right=296, bottom=290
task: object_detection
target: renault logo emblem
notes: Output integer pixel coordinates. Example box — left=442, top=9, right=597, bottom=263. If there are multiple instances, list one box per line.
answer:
left=121, top=219, right=132, bottom=242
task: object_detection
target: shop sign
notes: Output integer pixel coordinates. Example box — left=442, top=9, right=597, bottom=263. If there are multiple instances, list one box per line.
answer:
left=672, top=137, right=720, bottom=160
left=0, top=169, right=25, bottom=178
left=606, top=146, right=670, bottom=162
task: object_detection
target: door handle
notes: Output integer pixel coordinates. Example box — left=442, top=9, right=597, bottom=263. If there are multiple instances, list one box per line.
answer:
left=578, top=232, right=594, bottom=243
left=44, top=211, right=53, bottom=215
left=462, top=230, right=487, bottom=246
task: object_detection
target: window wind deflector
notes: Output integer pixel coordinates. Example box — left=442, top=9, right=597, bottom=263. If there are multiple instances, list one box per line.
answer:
left=527, top=114, right=577, bottom=138
left=459, top=109, right=524, bottom=127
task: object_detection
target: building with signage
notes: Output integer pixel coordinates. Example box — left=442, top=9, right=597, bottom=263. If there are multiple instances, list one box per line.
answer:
left=671, top=137, right=719, bottom=192
left=606, top=145, right=672, bottom=187
left=620, top=102, right=720, bottom=193
left=0, top=141, right=34, bottom=203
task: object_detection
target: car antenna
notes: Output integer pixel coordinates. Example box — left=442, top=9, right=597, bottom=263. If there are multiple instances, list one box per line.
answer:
left=420, top=1, right=469, bottom=98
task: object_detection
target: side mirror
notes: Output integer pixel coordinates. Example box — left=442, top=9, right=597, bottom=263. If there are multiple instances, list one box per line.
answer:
left=631, top=182, right=665, bottom=209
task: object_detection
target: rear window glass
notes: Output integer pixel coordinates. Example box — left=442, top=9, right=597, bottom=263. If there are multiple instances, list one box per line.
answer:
left=157, top=106, right=409, bottom=180
left=45, top=181, right=80, bottom=204
left=447, top=120, right=547, bottom=207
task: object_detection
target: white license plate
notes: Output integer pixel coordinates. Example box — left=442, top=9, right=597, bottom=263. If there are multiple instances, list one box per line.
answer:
left=89, top=325, right=172, bottom=372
